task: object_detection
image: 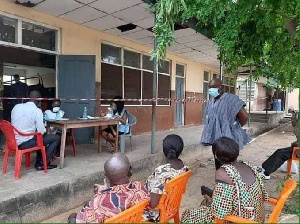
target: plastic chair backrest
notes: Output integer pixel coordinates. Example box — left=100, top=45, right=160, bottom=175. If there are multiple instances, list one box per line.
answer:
left=127, top=113, right=137, bottom=127
left=104, top=200, right=148, bottom=223
left=157, top=170, right=192, bottom=222
left=268, top=179, right=297, bottom=223
left=0, top=120, right=17, bottom=151
left=292, top=147, right=299, bottom=160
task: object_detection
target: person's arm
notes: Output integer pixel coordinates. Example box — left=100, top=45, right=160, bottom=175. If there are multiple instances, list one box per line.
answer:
left=236, top=107, right=248, bottom=126
left=109, top=125, right=116, bottom=136
left=209, top=169, right=235, bottom=220
left=25, top=83, right=29, bottom=97
left=215, top=168, right=233, bottom=185
left=10, top=85, right=16, bottom=97
left=119, top=111, right=127, bottom=125
left=44, top=110, right=50, bottom=121
left=149, top=193, right=161, bottom=208
left=75, top=196, right=106, bottom=223
left=36, top=110, right=46, bottom=135
left=145, top=168, right=165, bottom=209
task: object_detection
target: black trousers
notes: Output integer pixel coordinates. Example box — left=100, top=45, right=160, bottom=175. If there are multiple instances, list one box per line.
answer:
left=262, top=146, right=293, bottom=176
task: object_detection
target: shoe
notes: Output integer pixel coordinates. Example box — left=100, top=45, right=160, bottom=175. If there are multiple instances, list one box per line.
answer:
left=35, top=164, right=58, bottom=171
left=258, top=171, right=271, bottom=180
left=48, top=164, right=58, bottom=169
left=253, top=166, right=264, bottom=173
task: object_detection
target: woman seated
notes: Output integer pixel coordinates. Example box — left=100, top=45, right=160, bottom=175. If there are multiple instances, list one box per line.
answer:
left=143, top=134, right=189, bottom=222
left=181, top=137, right=268, bottom=223
left=101, top=96, right=129, bottom=152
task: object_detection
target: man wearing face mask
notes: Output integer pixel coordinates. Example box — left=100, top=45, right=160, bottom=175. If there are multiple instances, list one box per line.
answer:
left=44, top=99, right=65, bottom=134
left=11, top=91, right=60, bottom=170
left=68, top=154, right=149, bottom=223
left=201, top=78, right=251, bottom=169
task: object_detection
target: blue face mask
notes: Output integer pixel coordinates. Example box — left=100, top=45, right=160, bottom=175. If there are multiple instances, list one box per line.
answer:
left=208, top=88, right=219, bottom=98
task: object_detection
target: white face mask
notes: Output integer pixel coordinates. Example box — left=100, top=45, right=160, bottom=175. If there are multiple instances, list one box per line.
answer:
left=52, top=107, right=60, bottom=113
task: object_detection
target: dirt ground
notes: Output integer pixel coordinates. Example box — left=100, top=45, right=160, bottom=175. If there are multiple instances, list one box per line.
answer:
left=43, top=124, right=299, bottom=223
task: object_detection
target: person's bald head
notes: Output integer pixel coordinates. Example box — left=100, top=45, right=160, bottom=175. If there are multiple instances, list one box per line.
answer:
left=104, top=154, right=132, bottom=186
left=208, top=78, right=223, bottom=88
left=29, top=90, right=41, bottom=106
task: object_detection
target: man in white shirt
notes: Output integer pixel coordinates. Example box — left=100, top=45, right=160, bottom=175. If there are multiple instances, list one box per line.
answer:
left=11, top=91, right=60, bottom=170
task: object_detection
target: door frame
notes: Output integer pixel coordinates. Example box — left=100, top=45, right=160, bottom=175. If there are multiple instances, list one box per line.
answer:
left=175, top=63, right=186, bottom=126
left=202, top=70, right=211, bottom=123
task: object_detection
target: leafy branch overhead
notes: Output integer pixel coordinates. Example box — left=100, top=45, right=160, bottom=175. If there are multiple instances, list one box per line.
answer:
left=152, top=0, right=298, bottom=89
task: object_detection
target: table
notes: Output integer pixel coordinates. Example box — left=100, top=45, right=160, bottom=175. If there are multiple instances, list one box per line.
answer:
left=46, top=118, right=120, bottom=168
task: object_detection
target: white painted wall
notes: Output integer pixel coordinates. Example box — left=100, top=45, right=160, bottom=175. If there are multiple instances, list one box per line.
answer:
left=287, top=89, right=299, bottom=111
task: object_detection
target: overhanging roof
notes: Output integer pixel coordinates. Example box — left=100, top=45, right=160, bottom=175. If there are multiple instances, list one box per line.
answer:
left=8, top=0, right=220, bottom=68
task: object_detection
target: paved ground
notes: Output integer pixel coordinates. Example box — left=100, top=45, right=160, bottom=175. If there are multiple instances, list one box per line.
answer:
left=43, top=123, right=299, bottom=223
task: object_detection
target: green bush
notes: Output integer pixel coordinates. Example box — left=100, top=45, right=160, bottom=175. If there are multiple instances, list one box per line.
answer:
left=276, top=179, right=299, bottom=214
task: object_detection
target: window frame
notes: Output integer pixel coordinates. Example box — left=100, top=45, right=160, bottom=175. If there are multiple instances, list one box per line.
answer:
left=203, top=70, right=211, bottom=100
left=222, top=75, right=236, bottom=94
left=0, top=12, right=60, bottom=55
left=101, top=42, right=171, bottom=106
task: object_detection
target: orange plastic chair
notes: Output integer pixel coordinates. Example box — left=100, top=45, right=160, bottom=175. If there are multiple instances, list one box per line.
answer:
left=104, top=200, right=149, bottom=223
left=215, top=179, right=297, bottom=223
left=287, top=147, right=299, bottom=178
left=144, top=170, right=192, bottom=223
left=0, top=120, right=48, bottom=179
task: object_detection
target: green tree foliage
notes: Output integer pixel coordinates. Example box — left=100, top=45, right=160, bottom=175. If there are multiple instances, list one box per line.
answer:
left=152, top=0, right=298, bottom=89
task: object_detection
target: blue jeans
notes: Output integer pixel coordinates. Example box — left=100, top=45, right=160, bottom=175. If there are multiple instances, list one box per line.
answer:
left=19, top=134, right=60, bottom=167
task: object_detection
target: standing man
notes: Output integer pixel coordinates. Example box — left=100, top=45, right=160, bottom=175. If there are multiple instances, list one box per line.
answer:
left=11, top=74, right=29, bottom=105
left=201, top=78, right=251, bottom=169
left=11, top=90, right=60, bottom=170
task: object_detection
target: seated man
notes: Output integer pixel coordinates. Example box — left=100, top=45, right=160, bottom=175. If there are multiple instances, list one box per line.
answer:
left=11, top=90, right=60, bottom=170
left=68, top=154, right=149, bottom=223
left=259, top=112, right=298, bottom=179
left=44, top=99, right=65, bottom=134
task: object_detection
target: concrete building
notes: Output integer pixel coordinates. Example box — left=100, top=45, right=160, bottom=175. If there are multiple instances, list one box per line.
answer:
left=0, top=0, right=236, bottom=143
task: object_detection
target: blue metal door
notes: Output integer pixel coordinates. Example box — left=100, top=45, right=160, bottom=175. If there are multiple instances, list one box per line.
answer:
left=58, top=55, right=95, bottom=144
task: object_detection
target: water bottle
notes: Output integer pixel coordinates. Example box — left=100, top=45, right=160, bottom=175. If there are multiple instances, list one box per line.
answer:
left=107, top=107, right=113, bottom=119
left=83, top=107, right=88, bottom=119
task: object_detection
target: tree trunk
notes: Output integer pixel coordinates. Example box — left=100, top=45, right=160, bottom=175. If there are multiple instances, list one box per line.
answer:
left=285, top=15, right=299, bottom=49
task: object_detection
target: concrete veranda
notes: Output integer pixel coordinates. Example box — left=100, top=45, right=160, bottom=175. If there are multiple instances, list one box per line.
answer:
left=0, top=122, right=292, bottom=222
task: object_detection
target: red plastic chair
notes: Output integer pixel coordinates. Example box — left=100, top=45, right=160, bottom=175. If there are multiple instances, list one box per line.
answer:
left=67, top=128, right=76, bottom=156
left=0, top=120, right=48, bottom=179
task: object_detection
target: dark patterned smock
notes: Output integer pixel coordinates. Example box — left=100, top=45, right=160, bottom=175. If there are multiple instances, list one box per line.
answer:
left=201, top=93, right=252, bottom=150
left=181, top=161, right=269, bottom=223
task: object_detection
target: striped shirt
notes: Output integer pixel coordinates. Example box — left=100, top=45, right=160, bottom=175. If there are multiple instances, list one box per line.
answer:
left=201, top=93, right=251, bottom=150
